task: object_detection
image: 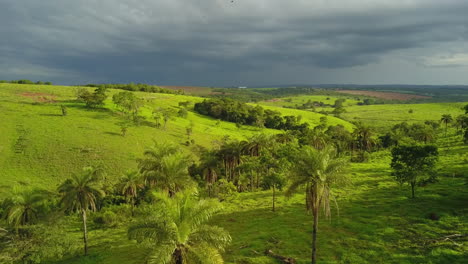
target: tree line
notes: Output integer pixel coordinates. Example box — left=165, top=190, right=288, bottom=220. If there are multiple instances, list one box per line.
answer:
left=82, top=83, right=183, bottom=95
left=0, top=80, right=52, bottom=85
left=194, top=98, right=310, bottom=132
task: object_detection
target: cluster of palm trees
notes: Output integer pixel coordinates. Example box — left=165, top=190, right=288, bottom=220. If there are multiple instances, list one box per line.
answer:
left=440, top=112, right=468, bottom=144
left=1, top=135, right=352, bottom=264
left=0, top=144, right=231, bottom=263
left=196, top=135, right=350, bottom=263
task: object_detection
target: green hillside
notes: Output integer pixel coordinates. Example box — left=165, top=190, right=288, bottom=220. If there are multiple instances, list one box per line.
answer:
left=0, top=83, right=350, bottom=190
left=0, top=83, right=467, bottom=264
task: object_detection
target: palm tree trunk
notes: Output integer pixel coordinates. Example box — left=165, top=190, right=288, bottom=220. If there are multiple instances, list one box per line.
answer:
left=174, top=248, right=183, bottom=264
left=272, top=185, right=276, bottom=212
left=250, top=169, right=254, bottom=191
left=82, top=209, right=88, bottom=256
left=312, top=208, right=318, bottom=264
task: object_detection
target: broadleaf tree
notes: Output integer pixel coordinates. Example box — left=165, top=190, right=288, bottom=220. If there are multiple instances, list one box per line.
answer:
left=390, top=145, right=438, bottom=198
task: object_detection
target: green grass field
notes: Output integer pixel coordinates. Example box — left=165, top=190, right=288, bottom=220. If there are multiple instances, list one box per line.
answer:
left=259, top=95, right=361, bottom=109
left=1, top=83, right=467, bottom=264
left=0, top=83, right=275, bottom=190
left=0, top=84, right=352, bottom=190
left=259, top=93, right=465, bottom=132
left=342, top=103, right=465, bottom=132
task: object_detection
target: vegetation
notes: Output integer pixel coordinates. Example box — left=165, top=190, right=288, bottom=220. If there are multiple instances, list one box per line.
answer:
left=84, top=83, right=182, bottom=95
left=0, top=82, right=467, bottom=264
left=391, top=145, right=439, bottom=198
left=58, top=167, right=106, bottom=255
left=287, top=146, right=348, bottom=264
left=128, top=190, right=231, bottom=264
left=0, top=79, right=52, bottom=85
left=194, top=98, right=310, bottom=132
left=76, top=87, right=108, bottom=108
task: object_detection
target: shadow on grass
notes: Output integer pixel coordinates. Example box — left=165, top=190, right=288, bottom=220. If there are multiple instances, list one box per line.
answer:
left=104, top=131, right=122, bottom=136
left=212, top=174, right=468, bottom=264
left=39, top=113, right=63, bottom=117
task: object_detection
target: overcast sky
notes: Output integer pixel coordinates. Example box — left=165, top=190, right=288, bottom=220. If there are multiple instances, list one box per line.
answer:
left=1, top=0, right=468, bottom=86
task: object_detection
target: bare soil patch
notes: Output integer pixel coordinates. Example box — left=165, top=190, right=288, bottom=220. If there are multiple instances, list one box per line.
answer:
left=336, top=90, right=431, bottom=100
left=265, top=98, right=283, bottom=102
left=19, top=92, right=56, bottom=103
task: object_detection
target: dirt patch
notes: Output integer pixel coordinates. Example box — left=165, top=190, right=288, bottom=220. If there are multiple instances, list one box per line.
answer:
left=264, top=98, right=283, bottom=102
left=19, top=92, right=57, bottom=103
left=335, top=90, right=431, bottom=100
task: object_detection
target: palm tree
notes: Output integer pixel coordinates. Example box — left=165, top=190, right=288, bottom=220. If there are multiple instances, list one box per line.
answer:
left=287, top=146, right=348, bottom=264
left=217, top=140, right=246, bottom=184
left=199, top=150, right=221, bottom=196
left=352, top=124, right=375, bottom=152
left=155, top=152, right=194, bottom=196
left=275, top=131, right=296, bottom=144
left=243, top=133, right=272, bottom=157
left=128, top=190, right=231, bottom=264
left=138, top=143, right=179, bottom=187
left=305, top=131, right=327, bottom=150
left=2, top=187, right=47, bottom=233
left=118, top=170, right=143, bottom=216
left=413, top=126, right=435, bottom=144
left=58, top=167, right=105, bottom=255
left=440, top=114, right=453, bottom=137
left=236, top=156, right=260, bottom=191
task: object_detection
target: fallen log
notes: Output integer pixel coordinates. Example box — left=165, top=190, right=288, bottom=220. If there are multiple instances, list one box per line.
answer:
left=424, top=234, right=467, bottom=247
left=264, top=249, right=296, bottom=264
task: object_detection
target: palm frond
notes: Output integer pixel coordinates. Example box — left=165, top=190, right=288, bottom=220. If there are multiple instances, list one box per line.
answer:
left=146, top=242, right=176, bottom=264
left=187, top=243, right=225, bottom=264
left=190, top=225, right=231, bottom=250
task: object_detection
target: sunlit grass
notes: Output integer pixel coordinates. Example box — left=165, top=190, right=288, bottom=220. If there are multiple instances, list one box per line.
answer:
left=1, top=83, right=466, bottom=264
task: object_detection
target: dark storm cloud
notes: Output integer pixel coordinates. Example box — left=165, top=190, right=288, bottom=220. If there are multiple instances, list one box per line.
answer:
left=1, top=0, right=468, bottom=85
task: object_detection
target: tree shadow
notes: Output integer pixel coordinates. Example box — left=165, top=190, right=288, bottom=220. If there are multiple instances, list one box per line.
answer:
left=104, top=131, right=122, bottom=136
left=210, top=173, right=468, bottom=264
left=39, top=113, right=63, bottom=117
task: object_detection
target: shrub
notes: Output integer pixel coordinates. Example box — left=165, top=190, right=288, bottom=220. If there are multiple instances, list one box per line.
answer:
left=60, top=105, right=67, bottom=116
left=93, top=210, right=118, bottom=227
left=214, top=179, right=238, bottom=201
left=178, top=108, right=188, bottom=118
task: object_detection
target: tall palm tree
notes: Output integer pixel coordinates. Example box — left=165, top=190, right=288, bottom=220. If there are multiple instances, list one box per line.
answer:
left=243, top=133, right=272, bottom=157
left=304, top=131, right=327, bottom=150
left=199, top=150, right=221, bottom=196
left=287, top=146, right=348, bottom=264
left=128, top=190, right=231, bottom=264
left=440, top=114, right=453, bottom=137
left=352, top=124, right=375, bottom=152
left=154, top=152, right=194, bottom=196
left=275, top=131, right=296, bottom=144
left=138, top=143, right=179, bottom=187
left=118, top=170, right=143, bottom=216
left=2, top=187, right=47, bottom=233
left=58, top=167, right=105, bottom=256
left=413, top=126, right=435, bottom=144
left=217, top=140, right=245, bottom=184
left=236, top=156, right=260, bottom=191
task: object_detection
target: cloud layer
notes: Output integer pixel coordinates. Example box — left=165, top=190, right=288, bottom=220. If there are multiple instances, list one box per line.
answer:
left=1, top=0, right=468, bottom=85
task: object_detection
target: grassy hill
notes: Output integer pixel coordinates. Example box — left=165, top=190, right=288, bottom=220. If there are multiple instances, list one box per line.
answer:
left=342, top=103, right=465, bottom=131
left=0, top=83, right=467, bottom=264
left=258, top=94, right=464, bottom=132
left=0, top=83, right=350, bottom=190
